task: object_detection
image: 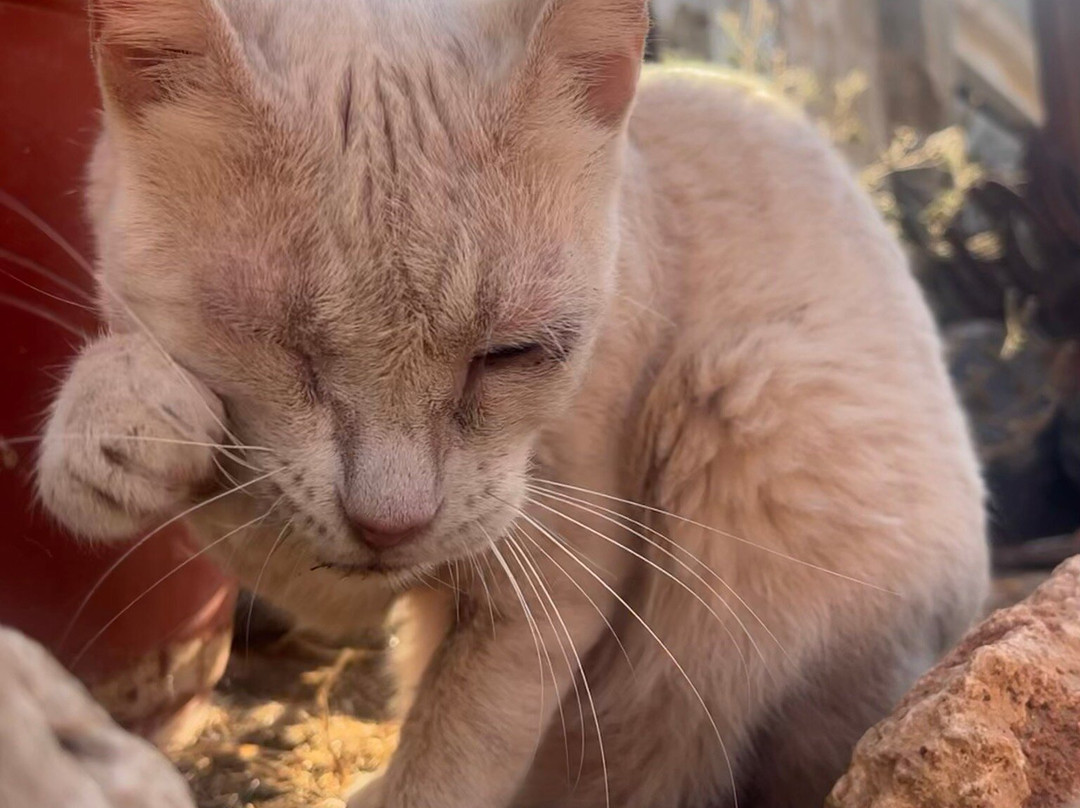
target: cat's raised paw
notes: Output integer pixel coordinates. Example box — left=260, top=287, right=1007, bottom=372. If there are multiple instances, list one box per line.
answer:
left=36, top=333, right=226, bottom=541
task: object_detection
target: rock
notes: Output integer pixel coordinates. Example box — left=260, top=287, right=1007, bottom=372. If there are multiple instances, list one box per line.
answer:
left=0, top=626, right=196, bottom=808
left=828, top=556, right=1080, bottom=808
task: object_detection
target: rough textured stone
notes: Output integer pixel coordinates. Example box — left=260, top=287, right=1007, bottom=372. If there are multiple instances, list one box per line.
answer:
left=828, top=556, right=1080, bottom=808
left=0, top=627, right=195, bottom=808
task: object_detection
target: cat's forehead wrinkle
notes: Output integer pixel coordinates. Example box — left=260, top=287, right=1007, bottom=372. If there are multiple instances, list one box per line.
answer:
left=339, top=64, right=355, bottom=152
left=223, top=0, right=496, bottom=170
left=351, top=54, right=494, bottom=191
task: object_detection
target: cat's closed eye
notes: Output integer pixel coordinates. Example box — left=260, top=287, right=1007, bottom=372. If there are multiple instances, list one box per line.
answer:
left=476, top=321, right=582, bottom=372
left=478, top=342, right=545, bottom=367
left=456, top=341, right=556, bottom=427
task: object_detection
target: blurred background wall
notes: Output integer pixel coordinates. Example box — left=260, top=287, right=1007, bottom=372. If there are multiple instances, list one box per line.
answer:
left=651, top=0, right=1042, bottom=172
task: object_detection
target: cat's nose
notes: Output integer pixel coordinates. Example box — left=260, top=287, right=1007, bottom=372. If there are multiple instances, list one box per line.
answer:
left=337, top=432, right=443, bottom=550
left=345, top=508, right=439, bottom=550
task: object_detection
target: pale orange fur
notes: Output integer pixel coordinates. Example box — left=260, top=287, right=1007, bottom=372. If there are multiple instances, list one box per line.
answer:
left=36, top=1, right=988, bottom=806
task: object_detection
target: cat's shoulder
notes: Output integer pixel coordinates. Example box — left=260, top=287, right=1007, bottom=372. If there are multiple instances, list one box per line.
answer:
left=630, top=64, right=840, bottom=173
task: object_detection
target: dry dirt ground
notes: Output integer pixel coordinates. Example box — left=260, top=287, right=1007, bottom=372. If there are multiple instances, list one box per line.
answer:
left=174, top=637, right=397, bottom=808
left=176, top=571, right=1050, bottom=808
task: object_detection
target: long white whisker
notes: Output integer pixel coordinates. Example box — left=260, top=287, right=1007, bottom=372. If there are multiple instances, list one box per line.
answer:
left=213, top=454, right=245, bottom=490
left=245, top=514, right=294, bottom=655
left=511, top=517, right=634, bottom=676
left=469, top=555, right=498, bottom=642
left=0, top=247, right=94, bottom=301
left=529, top=485, right=789, bottom=678
left=0, top=266, right=97, bottom=311
left=69, top=499, right=283, bottom=670
left=524, top=496, right=757, bottom=690
left=505, top=531, right=583, bottom=783
left=518, top=510, right=740, bottom=808
left=57, top=466, right=286, bottom=652
left=481, top=551, right=505, bottom=599
left=487, top=537, right=552, bottom=753
left=618, top=291, right=676, bottom=327
left=1, top=433, right=273, bottom=452
left=509, top=532, right=610, bottom=807
left=513, top=532, right=621, bottom=803
left=448, top=560, right=462, bottom=624
left=0, top=191, right=256, bottom=471
left=0, top=292, right=87, bottom=338
left=109, top=305, right=250, bottom=469
left=533, top=478, right=898, bottom=595
left=2, top=191, right=263, bottom=479
left=0, top=189, right=95, bottom=274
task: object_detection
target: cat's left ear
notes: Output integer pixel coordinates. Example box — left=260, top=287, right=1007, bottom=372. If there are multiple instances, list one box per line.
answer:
left=520, top=0, right=650, bottom=130
left=89, top=0, right=249, bottom=121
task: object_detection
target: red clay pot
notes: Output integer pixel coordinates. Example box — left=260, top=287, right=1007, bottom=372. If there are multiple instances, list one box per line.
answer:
left=0, top=0, right=236, bottom=746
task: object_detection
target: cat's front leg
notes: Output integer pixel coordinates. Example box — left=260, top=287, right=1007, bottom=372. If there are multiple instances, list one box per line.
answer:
left=37, top=332, right=225, bottom=541
left=350, top=564, right=613, bottom=808
left=345, top=772, right=388, bottom=808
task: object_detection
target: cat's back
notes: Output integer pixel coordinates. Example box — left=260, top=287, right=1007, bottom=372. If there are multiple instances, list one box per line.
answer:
left=627, top=64, right=954, bottom=394
left=629, top=66, right=908, bottom=303
left=630, top=66, right=836, bottom=195
left=624, top=65, right=988, bottom=620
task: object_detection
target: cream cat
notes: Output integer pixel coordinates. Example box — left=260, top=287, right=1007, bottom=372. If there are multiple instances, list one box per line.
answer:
left=36, top=0, right=989, bottom=806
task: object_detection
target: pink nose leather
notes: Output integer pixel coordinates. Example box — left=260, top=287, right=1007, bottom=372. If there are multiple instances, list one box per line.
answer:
left=342, top=505, right=440, bottom=550
left=337, top=436, right=442, bottom=550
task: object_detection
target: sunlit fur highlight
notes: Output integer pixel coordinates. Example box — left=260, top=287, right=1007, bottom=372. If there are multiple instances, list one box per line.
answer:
left=36, top=1, right=988, bottom=806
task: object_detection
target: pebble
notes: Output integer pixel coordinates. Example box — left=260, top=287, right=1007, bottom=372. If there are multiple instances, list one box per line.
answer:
left=248, top=701, right=287, bottom=727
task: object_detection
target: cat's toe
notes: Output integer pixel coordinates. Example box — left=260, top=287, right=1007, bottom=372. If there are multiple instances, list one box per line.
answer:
left=36, top=426, right=211, bottom=542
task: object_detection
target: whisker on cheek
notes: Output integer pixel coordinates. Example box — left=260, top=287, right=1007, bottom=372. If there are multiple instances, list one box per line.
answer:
left=58, top=465, right=291, bottom=653
left=484, top=528, right=552, bottom=749
left=69, top=495, right=286, bottom=671
left=504, top=532, right=587, bottom=787
left=0, top=292, right=88, bottom=338
left=524, top=489, right=772, bottom=685
left=529, top=477, right=899, bottom=595
left=245, top=516, right=296, bottom=657
left=514, top=510, right=741, bottom=804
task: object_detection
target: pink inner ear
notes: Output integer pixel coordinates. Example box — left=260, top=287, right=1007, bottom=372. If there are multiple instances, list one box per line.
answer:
left=91, top=0, right=221, bottom=114
left=574, top=51, right=641, bottom=127
left=99, top=43, right=182, bottom=111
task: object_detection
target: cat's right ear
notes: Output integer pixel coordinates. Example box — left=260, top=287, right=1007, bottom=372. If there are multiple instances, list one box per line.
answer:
left=518, top=0, right=650, bottom=130
left=89, top=0, right=247, bottom=120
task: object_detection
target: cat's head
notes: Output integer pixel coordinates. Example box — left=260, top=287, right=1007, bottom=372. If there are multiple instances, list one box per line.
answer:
left=87, top=0, right=649, bottom=579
